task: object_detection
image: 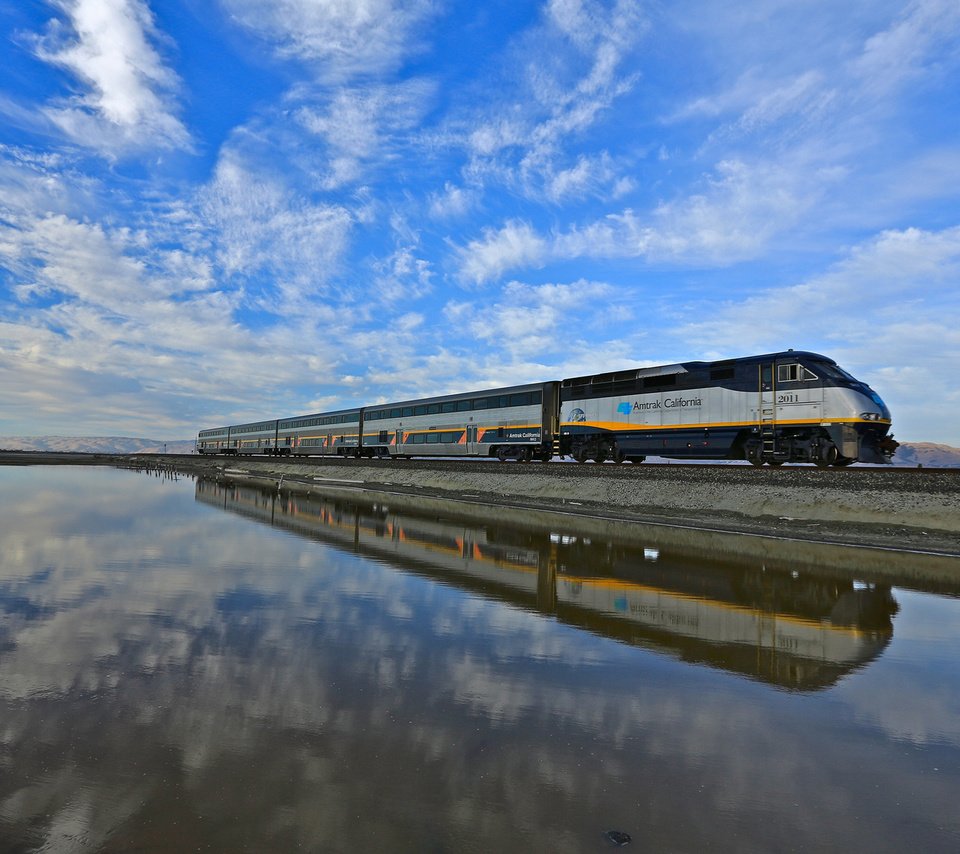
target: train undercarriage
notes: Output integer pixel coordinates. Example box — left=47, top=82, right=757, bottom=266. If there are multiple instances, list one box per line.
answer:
left=202, top=424, right=896, bottom=467
left=562, top=423, right=897, bottom=467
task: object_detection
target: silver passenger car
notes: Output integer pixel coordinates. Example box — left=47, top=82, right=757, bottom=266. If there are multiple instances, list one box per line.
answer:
left=361, top=382, right=559, bottom=461
left=278, top=408, right=362, bottom=457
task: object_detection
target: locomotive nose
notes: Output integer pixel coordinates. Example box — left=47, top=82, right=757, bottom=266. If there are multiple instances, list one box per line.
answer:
left=867, top=388, right=891, bottom=421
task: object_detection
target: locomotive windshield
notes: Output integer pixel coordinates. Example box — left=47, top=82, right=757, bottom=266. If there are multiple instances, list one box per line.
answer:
left=867, top=389, right=892, bottom=420
left=816, top=363, right=858, bottom=383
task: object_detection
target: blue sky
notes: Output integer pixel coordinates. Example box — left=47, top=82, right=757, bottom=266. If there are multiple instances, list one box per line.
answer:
left=1, top=0, right=959, bottom=444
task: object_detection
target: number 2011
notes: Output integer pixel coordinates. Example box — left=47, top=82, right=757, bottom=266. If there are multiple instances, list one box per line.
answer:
left=778, top=394, right=799, bottom=403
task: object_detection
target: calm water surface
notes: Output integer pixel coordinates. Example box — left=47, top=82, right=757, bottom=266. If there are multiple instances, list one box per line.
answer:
left=1, top=466, right=959, bottom=852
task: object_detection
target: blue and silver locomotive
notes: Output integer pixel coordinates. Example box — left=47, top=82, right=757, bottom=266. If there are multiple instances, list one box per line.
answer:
left=559, top=350, right=895, bottom=466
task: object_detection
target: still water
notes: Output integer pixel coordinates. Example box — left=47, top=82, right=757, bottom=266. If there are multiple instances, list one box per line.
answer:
left=1, top=466, right=958, bottom=852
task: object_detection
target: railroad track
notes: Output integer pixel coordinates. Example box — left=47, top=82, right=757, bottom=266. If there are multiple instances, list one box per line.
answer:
left=118, top=453, right=958, bottom=499
left=5, top=450, right=957, bottom=474
left=171, top=453, right=958, bottom=476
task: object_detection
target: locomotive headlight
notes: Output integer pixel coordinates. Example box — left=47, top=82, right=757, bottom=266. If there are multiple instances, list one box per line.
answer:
left=860, top=412, right=880, bottom=421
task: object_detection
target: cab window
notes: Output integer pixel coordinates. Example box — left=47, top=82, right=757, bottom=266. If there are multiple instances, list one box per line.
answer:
left=777, top=363, right=817, bottom=383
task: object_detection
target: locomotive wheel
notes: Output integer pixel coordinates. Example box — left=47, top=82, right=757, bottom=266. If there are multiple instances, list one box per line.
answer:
left=748, top=456, right=765, bottom=468
left=594, top=451, right=608, bottom=464
left=497, top=447, right=510, bottom=462
left=573, top=447, right=590, bottom=463
left=611, top=448, right=627, bottom=464
left=767, top=460, right=784, bottom=467
left=833, top=457, right=855, bottom=467
left=815, top=444, right=839, bottom=468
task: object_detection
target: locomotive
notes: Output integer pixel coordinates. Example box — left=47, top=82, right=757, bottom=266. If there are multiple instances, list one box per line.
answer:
left=197, top=350, right=897, bottom=466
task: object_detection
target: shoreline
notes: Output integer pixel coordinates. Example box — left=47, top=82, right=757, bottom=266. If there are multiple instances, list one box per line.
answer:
left=5, top=451, right=959, bottom=561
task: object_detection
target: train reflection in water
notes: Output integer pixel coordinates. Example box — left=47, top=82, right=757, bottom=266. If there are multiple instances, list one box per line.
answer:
left=196, top=479, right=898, bottom=691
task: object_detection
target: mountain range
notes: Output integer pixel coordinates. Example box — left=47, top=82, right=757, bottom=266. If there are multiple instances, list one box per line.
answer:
left=0, top=436, right=197, bottom=455
left=2, top=436, right=958, bottom=466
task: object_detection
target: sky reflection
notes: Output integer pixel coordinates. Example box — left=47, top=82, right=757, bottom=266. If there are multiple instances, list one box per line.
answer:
left=0, top=467, right=958, bottom=852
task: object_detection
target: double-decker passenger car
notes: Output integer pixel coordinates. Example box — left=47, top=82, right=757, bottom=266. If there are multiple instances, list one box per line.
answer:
left=361, top=382, right=559, bottom=461
left=197, top=350, right=896, bottom=466
left=198, top=408, right=362, bottom=456
left=280, top=408, right=362, bottom=457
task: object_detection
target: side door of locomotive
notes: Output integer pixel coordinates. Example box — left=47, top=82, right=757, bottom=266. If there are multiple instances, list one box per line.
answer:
left=774, top=360, right=823, bottom=423
left=752, top=361, right=777, bottom=430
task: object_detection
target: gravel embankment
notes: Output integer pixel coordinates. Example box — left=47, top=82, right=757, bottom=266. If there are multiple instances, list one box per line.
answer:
left=4, top=451, right=958, bottom=556
left=135, top=454, right=960, bottom=555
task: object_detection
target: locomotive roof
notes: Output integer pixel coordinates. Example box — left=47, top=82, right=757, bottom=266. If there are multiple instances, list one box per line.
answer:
left=564, top=350, right=836, bottom=387
left=688, top=349, right=834, bottom=367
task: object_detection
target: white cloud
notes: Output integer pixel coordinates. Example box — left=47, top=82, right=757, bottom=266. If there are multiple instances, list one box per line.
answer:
left=677, top=225, right=960, bottom=347
left=640, top=159, right=832, bottom=261
left=453, top=0, right=646, bottom=202
left=459, top=158, right=836, bottom=280
left=544, top=0, right=646, bottom=89
left=851, top=0, right=960, bottom=97
left=428, top=182, right=476, bottom=220
left=0, top=166, right=335, bottom=433
left=456, top=221, right=548, bottom=285
left=371, top=231, right=434, bottom=303
left=541, top=152, right=626, bottom=203
left=724, top=71, right=838, bottom=142
left=444, top=279, right=612, bottom=360
left=33, top=0, right=190, bottom=155
left=466, top=117, right=529, bottom=159
left=2, top=212, right=204, bottom=311
left=295, top=78, right=435, bottom=188
left=198, top=150, right=354, bottom=299
left=671, top=0, right=960, bottom=153
left=222, top=0, right=439, bottom=79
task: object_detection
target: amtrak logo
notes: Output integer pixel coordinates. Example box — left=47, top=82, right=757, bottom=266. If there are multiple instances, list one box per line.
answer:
left=617, top=402, right=632, bottom=415
left=570, top=408, right=586, bottom=422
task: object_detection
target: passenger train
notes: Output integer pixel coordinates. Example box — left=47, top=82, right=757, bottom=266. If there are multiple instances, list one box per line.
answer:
left=197, top=350, right=897, bottom=466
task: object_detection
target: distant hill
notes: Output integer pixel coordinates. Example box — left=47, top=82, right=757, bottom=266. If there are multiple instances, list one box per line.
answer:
left=1, top=436, right=957, bottom=466
left=891, top=442, right=960, bottom=468
left=0, top=436, right=196, bottom=455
